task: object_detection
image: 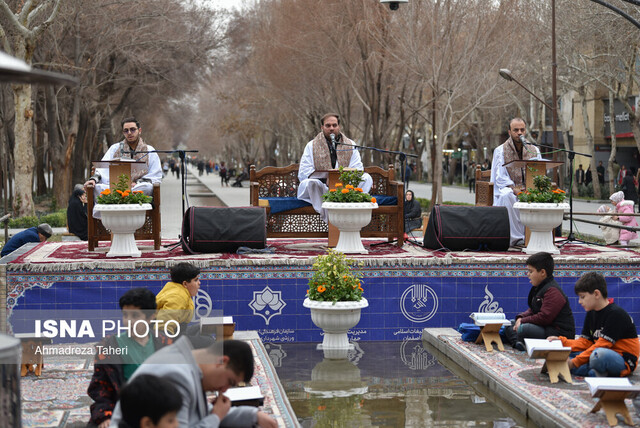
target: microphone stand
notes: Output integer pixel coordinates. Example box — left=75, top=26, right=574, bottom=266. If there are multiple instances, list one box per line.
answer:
left=337, top=142, right=420, bottom=247
left=128, top=148, right=199, bottom=244
left=522, top=139, right=601, bottom=247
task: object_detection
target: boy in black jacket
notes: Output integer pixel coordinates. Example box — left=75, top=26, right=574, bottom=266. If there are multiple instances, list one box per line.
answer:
left=505, top=252, right=576, bottom=351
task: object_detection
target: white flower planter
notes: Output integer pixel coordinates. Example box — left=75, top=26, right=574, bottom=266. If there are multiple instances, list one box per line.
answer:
left=322, top=202, right=378, bottom=254
left=303, top=297, right=369, bottom=350
left=514, top=202, right=569, bottom=255
left=94, top=203, right=152, bottom=257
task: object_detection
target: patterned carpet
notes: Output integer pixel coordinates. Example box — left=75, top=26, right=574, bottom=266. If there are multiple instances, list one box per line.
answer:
left=20, top=335, right=299, bottom=427
left=7, top=238, right=640, bottom=272
left=432, top=331, right=640, bottom=428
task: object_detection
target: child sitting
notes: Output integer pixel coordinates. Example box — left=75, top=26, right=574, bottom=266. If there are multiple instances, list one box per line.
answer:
left=118, top=374, right=182, bottom=428
left=549, top=272, right=639, bottom=377
left=504, top=252, right=575, bottom=351
left=609, top=190, right=638, bottom=245
left=597, top=204, right=621, bottom=245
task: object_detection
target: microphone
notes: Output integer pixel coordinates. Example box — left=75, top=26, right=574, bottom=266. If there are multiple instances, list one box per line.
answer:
left=519, top=135, right=530, bottom=146
left=330, top=133, right=338, bottom=146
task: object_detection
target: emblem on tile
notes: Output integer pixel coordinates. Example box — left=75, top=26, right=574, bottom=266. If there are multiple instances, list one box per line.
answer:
left=249, top=286, right=286, bottom=325
left=400, top=283, right=438, bottom=323
left=193, top=289, right=213, bottom=320
left=477, top=285, right=503, bottom=313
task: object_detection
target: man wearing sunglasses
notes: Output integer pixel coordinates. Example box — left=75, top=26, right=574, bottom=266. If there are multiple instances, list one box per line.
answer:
left=84, top=117, right=162, bottom=217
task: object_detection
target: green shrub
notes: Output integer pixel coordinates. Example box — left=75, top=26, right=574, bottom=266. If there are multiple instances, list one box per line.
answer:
left=7, top=209, right=67, bottom=228
left=40, top=210, right=67, bottom=227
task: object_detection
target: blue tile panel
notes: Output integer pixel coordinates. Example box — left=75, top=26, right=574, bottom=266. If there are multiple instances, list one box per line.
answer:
left=6, top=262, right=640, bottom=342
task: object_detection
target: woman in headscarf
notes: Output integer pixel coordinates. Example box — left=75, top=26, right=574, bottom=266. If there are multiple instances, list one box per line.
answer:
left=67, top=184, right=88, bottom=241
left=404, top=190, right=422, bottom=234
left=609, top=190, right=638, bottom=245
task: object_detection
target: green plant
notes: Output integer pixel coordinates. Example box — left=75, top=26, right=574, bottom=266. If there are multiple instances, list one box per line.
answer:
left=8, top=215, right=38, bottom=228
left=306, top=249, right=364, bottom=303
left=517, top=175, right=566, bottom=203
left=322, top=167, right=375, bottom=203
left=40, top=210, right=67, bottom=227
left=97, top=174, right=152, bottom=205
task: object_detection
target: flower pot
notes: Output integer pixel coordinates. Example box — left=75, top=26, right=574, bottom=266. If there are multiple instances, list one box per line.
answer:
left=513, top=202, right=569, bottom=255
left=303, top=297, right=368, bottom=350
left=322, top=202, right=378, bottom=254
left=94, top=203, right=152, bottom=257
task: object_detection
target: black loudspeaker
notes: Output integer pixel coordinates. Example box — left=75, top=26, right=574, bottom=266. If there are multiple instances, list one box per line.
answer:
left=423, top=205, right=510, bottom=251
left=181, top=206, right=266, bottom=254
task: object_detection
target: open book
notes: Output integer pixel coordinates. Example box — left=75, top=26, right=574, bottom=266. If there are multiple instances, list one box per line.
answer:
left=469, top=312, right=510, bottom=326
left=524, top=338, right=571, bottom=358
left=585, top=377, right=640, bottom=398
left=223, top=385, right=264, bottom=407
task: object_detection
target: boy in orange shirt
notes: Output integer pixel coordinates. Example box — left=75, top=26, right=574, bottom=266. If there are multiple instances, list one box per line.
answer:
left=550, top=272, right=639, bottom=377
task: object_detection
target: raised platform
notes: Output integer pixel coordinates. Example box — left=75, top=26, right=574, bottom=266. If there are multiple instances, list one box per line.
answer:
left=2, top=238, right=640, bottom=343
left=422, top=328, right=640, bottom=427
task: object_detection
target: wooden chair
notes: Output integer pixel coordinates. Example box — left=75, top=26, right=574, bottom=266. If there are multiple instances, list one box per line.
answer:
left=475, top=166, right=493, bottom=206
left=250, top=164, right=404, bottom=246
left=86, top=182, right=162, bottom=251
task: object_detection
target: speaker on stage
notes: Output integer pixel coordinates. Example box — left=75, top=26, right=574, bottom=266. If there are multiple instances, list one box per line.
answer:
left=181, top=206, right=266, bottom=254
left=423, top=205, right=510, bottom=251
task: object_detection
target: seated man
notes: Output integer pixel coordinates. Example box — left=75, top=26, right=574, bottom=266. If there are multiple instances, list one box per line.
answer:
left=1, top=223, right=52, bottom=257
left=83, top=117, right=162, bottom=217
left=67, top=184, right=88, bottom=241
left=490, top=117, right=541, bottom=246
left=109, top=338, right=277, bottom=428
left=297, top=113, right=372, bottom=223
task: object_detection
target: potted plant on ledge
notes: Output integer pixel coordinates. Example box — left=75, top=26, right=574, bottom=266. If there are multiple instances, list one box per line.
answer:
left=513, top=174, right=569, bottom=254
left=321, top=168, right=378, bottom=254
left=303, top=249, right=369, bottom=353
left=94, top=173, right=152, bottom=257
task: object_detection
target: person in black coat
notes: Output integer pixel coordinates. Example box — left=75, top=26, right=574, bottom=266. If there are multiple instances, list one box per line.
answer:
left=404, top=190, right=422, bottom=233
left=621, top=169, right=638, bottom=212
left=67, top=184, right=88, bottom=241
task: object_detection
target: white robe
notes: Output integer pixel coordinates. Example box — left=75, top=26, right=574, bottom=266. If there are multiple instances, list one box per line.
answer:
left=297, top=140, right=373, bottom=223
left=92, top=142, right=162, bottom=217
left=490, top=143, right=541, bottom=245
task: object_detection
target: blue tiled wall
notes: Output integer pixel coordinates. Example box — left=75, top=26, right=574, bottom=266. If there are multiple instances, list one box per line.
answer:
left=7, top=263, right=640, bottom=342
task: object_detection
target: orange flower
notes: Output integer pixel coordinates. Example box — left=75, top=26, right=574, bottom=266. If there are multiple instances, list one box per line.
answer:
left=132, top=190, right=143, bottom=194
left=317, top=285, right=326, bottom=293
left=116, top=189, right=124, bottom=195
left=355, top=188, right=363, bottom=192
left=335, top=183, right=343, bottom=187
left=358, top=285, right=363, bottom=291
left=329, top=189, right=337, bottom=193
left=371, top=197, right=377, bottom=203
left=341, top=189, right=349, bottom=194
left=557, top=189, right=566, bottom=193
left=346, top=184, right=354, bottom=189
left=100, top=189, right=111, bottom=195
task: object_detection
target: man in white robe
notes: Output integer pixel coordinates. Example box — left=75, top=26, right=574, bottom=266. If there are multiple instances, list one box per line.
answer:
left=297, top=113, right=372, bottom=223
left=490, top=118, right=541, bottom=246
left=84, top=117, right=162, bottom=217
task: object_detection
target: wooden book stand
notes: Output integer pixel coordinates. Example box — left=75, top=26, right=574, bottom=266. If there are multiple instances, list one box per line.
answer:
left=474, top=323, right=505, bottom=352
left=536, top=349, right=572, bottom=384
left=591, top=389, right=637, bottom=426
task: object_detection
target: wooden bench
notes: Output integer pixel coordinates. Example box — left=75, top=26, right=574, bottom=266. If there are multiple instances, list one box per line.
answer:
left=475, top=166, right=493, bottom=206
left=250, top=164, right=404, bottom=246
left=86, top=182, right=162, bottom=251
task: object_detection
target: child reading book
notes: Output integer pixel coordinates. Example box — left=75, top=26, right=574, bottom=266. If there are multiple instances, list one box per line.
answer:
left=504, top=252, right=575, bottom=351
left=549, top=272, right=639, bottom=377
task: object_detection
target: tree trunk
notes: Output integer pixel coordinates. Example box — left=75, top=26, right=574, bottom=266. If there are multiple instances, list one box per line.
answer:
left=12, top=82, right=35, bottom=216
left=607, top=91, right=618, bottom=196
